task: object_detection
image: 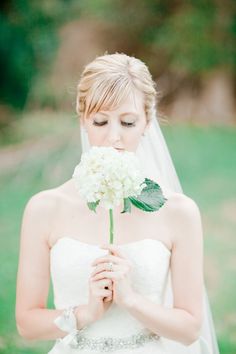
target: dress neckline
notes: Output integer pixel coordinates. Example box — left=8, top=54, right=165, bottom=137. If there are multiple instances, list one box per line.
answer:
left=50, top=236, right=171, bottom=255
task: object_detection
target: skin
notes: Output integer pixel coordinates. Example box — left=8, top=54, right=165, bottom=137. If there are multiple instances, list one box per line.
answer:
left=82, top=88, right=150, bottom=152
left=15, top=88, right=203, bottom=346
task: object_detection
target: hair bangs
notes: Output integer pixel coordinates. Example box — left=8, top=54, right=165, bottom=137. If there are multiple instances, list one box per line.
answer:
left=84, top=76, right=132, bottom=118
left=77, top=53, right=158, bottom=123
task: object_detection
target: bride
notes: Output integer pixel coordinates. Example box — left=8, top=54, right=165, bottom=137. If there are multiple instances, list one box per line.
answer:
left=15, top=53, right=219, bottom=353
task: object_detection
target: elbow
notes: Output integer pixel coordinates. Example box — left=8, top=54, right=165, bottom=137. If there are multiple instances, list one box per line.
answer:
left=181, top=315, right=202, bottom=346
left=16, top=314, right=26, bottom=339
left=16, top=315, right=36, bottom=341
left=16, top=322, right=35, bottom=340
left=183, top=328, right=201, bottom=346
left=16, top=324, right=30, bottom=340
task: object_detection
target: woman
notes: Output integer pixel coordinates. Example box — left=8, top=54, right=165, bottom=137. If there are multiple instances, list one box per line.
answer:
left=15, top=53, right=219, bottom=353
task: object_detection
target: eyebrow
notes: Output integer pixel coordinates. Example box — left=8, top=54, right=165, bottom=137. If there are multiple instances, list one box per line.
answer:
left=96, top=112, right=139, bottom=118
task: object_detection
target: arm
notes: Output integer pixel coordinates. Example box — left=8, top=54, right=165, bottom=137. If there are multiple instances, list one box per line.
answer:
left=15, top=192, right=92, bottom=341
left=123, top=195, right=204, bottom=346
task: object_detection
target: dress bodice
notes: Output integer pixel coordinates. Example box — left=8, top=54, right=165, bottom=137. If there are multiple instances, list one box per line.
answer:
left=48, top=237, right=209, bottom=354
left=50, top=237, right=171, bottom=339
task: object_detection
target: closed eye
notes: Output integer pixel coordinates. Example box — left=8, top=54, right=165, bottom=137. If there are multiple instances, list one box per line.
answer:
left=122, top=122, right=136, bottom=127
left=93, top=121, right=107, bottom=126
left=93, top=121, right=136, bottom=127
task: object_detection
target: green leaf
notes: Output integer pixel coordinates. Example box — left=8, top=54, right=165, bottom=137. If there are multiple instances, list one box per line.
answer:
left=121, top=198, right=132, bottom=213
left=87, top=200, right=100, bottom=213
left=129, top=178, right=167, bottom=212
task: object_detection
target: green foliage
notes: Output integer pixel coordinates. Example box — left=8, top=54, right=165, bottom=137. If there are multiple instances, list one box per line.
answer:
left=153, top=4, right=236, bottom=74
left=86, top=178, right=167, bottom=214
left=128, top=178, right=167, bottom=212
left=78, top=0, right=236, bottom=75
left=87, top=200, right=100, bottom=212
left=0, top=0, right=80, bottom=110
left=121, top=197, right=132, bottom=213
left=1, top=1, right=236, bottom=117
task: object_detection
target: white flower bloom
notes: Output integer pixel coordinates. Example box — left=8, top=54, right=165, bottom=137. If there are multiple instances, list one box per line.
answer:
left=72, top=146, right=144, bottom=209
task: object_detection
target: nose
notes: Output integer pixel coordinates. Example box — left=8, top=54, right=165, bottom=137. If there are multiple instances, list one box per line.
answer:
left=107, top=122, right=121, bottom=145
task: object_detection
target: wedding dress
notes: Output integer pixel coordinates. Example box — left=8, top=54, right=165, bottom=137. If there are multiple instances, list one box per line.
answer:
left=48, top=236, right=210, bottom=354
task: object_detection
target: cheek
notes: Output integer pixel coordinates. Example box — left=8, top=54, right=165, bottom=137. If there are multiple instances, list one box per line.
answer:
left=87, top=126, right=106, bottom=145
left=127, top=130, right=142, bottom=141
left=123, top=128, right=143, bottom=149
left=132, top=124, right=145, bottom=139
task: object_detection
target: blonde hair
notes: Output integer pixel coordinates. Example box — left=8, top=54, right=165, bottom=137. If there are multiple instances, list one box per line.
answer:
left=76, top=53, right=157, bottom=122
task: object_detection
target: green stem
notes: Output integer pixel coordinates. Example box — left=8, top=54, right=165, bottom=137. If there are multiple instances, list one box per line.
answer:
left=109, top=208, right=114, bottom=244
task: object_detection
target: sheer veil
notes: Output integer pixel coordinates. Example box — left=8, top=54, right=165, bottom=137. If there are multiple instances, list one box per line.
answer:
left=80, top=117, right=220, bottom=354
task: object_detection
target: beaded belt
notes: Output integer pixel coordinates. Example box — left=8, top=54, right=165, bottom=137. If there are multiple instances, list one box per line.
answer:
left=68, top=330, right=160, bottom=352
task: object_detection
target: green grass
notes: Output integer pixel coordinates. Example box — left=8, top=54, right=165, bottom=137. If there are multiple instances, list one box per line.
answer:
left=0, top=112, right=235, bottom=353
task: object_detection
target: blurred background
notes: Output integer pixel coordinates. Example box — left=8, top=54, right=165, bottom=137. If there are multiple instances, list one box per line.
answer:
left=0, top=1, right=235, bottom=353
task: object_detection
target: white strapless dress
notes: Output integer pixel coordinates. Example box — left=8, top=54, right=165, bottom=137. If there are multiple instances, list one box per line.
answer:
left=48, top=237, right=205, bottom=354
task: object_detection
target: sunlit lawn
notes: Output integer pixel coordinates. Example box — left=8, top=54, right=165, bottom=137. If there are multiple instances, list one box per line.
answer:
left=0, top=112, right=235, bottom=353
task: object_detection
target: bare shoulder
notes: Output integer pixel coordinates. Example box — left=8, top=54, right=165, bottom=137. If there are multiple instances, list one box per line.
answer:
left=22, top=180, right=73, bottom=235
left=164, top=192, right=202, bottom=247
left=24, top=179, right=73, bottom=214
left=20, top=181, right=74, bottom=249
left=164, top=191, right=200, bottom=219
left=24, top=188, right=60, bottom=218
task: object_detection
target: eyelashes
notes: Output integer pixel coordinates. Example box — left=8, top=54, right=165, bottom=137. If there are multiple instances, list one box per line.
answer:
left=93, top=121, right=136, bottom=128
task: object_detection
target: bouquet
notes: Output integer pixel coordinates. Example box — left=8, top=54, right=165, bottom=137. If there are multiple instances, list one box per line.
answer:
left=72, top=147, right=167, bottom=244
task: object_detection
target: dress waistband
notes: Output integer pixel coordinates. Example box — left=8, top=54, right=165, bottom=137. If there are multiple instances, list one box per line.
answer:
left=63, top=329, right=160, bottom=352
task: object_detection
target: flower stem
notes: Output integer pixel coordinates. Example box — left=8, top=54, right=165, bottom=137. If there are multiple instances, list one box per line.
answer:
left=109, top=209, right=114, bottom=244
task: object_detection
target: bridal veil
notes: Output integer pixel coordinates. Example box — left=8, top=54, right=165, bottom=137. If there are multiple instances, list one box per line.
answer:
left=80, top=116, right=220, bottom=354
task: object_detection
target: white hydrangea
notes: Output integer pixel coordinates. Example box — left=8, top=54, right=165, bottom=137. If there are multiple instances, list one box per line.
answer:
left=72, top=146, right=145, bottom=209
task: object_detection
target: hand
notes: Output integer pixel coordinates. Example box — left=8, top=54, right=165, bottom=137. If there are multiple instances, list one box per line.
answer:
left=91, top=244, right=135, bottom=308
left=84, top=270, right=113, bottom=325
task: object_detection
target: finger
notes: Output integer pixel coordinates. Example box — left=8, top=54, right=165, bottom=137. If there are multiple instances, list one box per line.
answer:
left=99, top=278, right=112, bottom=289
left=104, top=285, right=112, bottom=291
left=103, top=278, right=113, bottom=290
left=91, top=263, right=108, bottom=275
left=100, top=244, right=126, bottom=258
left=91, top=280, right=112, bottom=294
left=92, top=271, right=112, bottom=281
left=91, top=263, right=118, bottom=276
left=91, top=254, right=124, bottom=266
left=103, top=281, right=113, bottom=292
left=92, top=271, right=120, bottom=281
left=104, top=295, right=112, bottom=302
left=93, top=263, right=126, bottom=277
left=92, top=258, right=131, bottom=274
left=100, top=244, right=125, bottom=258
left=97, top=289, right=112, bottom=297
left=93, top=256, right=126, bottom=267
left=102, top=278, right=112, bottom=285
